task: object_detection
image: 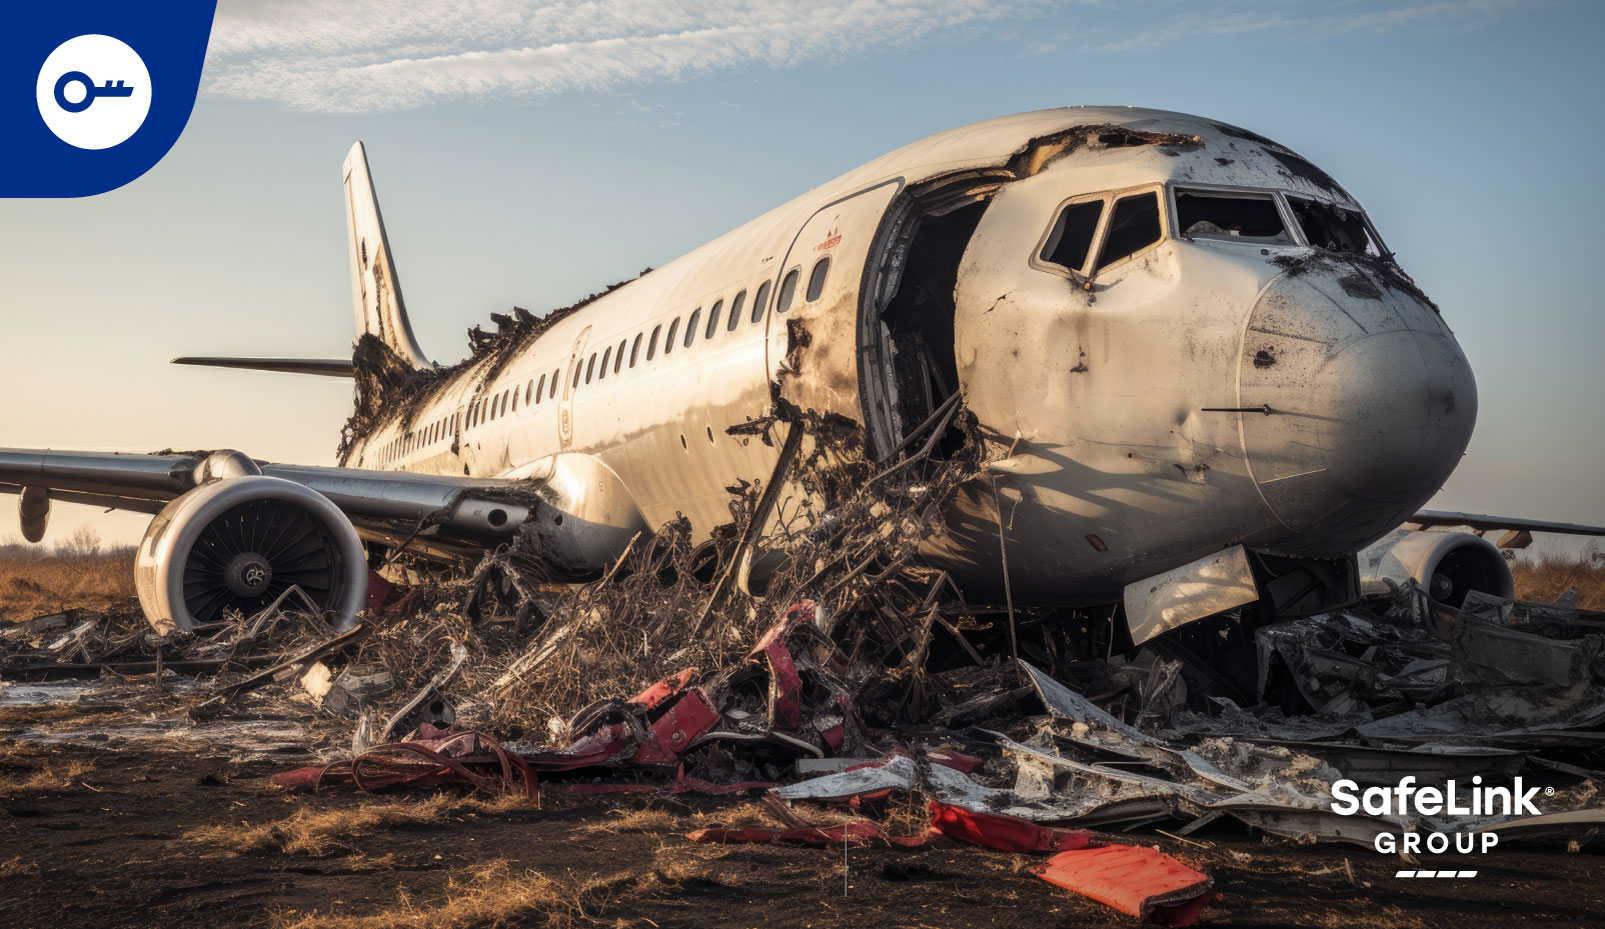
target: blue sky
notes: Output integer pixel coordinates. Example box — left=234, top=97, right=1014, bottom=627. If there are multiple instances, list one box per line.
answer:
left=2, top=0, right=1602, bottom=549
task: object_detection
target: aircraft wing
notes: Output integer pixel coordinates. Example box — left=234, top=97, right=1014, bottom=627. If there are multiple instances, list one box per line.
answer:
left=1408, top=509, right=1605, bottom=538
left=170, top=357, right=356, bottom=377
left=0, top=447, right=630, bottom=570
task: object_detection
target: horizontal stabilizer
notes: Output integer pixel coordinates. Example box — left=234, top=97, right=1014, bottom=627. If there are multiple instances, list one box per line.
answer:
left=172, top=357, right=355, bottom=378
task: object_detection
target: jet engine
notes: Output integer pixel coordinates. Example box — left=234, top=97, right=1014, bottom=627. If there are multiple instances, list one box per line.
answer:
left=1357, top=528, right=1514, bottom=608
left=135, top=471, right=367, bottom=634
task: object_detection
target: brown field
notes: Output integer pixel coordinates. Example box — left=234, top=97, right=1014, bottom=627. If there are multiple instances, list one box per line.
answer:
left=0, top=740, right=1600, bottom=929
left=0, top=544, right=134, bottom=620
left=2, top=543, right=1604, bottom=926
left=1511, top=550, right=1605, bottom=611
left=2, top=544, right=1600, bottom=621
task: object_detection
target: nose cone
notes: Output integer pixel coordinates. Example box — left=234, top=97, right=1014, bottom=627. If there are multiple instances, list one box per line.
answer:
left=1239, top=264, right=1476, bottom=552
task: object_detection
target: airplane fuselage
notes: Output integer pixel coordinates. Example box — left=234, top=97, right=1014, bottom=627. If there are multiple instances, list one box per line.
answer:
left=347, top=108, right=1476, bottom=605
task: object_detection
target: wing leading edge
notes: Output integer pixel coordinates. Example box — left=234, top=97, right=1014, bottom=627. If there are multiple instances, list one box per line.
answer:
left=1409, top=510, right=1605, bottom=538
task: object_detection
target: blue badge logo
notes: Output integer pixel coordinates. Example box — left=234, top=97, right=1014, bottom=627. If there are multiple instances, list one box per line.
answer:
left=3, top=3, right=216, bottom=197
left=37, top=35, right=152, bottom=150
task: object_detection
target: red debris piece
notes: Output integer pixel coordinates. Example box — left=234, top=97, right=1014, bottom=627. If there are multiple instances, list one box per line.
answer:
left=686, top=822, right=931, bottom=848
left=631, top=687, right=720, bottom=766
left=522, top=722, right=634, bottom=771
left=1033, top=844, right=1213, bottom=927
left=930, top=803, right=1094, bottom=853
left=629, top=667, right=700, bottom=710
left=363, top=570, right=422, bottom=619
left=749, top=600, right=815, bottom=732
left=272, top=725, right=537, bottom=800
left=924, top=750, right=985, bottom=776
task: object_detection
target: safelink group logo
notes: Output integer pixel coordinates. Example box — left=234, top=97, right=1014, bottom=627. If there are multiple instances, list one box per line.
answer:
left=2, top=3, right=217, bottom=197
left=37, top=35, right=153, bottom=150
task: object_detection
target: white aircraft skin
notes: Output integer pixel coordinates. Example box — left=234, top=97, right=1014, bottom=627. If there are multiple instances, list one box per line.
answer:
left=342, top=106, right=1473, bottom=602
left=12, top=106, right=1598, bottom=634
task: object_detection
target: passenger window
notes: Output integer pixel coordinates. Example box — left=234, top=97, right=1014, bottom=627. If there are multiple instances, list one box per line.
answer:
left=630, top=333, right=642, bottom=366
left=684, top=310, right=700, bottom=348
left=648, top=325, right=662, bottom=360
left=525, top=380, right=533, bottom=405
left=729, top=291, right=746, bottom=331
left=752, top=281, right=770, bottom=323
left=550, top=369, right=559, bottom=398
left=1040, top=200, right=1104, bottom=273
left=1176, top=189, right=1291, bottom=244
left=536, top=374, right=545, bottom=403
left=705, top=300, right=723, bottom=338
left=599, top=346, right=611, bottom=379
left=665, top=318, right=680, bottom=354
left=776, top=269, right=799, bottom=313
left=511, top=389, right=518, bottom=412
left=615, top=340, right=625, bottom=374
left=806, top=258, right=829, bottom=301
left=1096, top=192, right=1162, bottom=271
left=572, top=364, right=581, bottom=388
left=585, top=353, right=596, bottom=383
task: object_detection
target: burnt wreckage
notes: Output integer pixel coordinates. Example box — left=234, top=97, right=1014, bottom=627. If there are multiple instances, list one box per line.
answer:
left=5, top=108, right=1605, bottom=922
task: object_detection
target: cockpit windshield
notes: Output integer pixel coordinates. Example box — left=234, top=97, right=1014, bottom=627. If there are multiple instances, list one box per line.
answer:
left=1286, top=196, right=1383, bottom=255
left=1175, top=189, right=1292, bottom=245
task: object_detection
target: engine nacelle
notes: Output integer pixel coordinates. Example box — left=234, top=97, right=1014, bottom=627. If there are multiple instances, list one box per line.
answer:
left=134, top=475, right=367, bottom=634
left=1358, top=528, right=1514, bottom=607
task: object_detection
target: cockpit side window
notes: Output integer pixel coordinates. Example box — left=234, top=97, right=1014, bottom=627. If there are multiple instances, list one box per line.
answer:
left=1096, top=192, right=1162, bottom=271
left=1287, top=196, right=1382, bottom=255
left=1175, top=189, right=1292, bottom=245
left=1039, top=200, right=1104, bottom=273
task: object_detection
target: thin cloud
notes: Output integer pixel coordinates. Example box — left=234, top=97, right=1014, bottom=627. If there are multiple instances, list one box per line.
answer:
left=1094, top=0, right=1539, bottom=54
left=205, top=0, right=1018, bottom=112
left=204, top=0, right=1553, bottom=112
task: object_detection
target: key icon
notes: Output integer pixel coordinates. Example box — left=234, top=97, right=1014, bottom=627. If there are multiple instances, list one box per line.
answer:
left=53, top=71, right=135, bottom=113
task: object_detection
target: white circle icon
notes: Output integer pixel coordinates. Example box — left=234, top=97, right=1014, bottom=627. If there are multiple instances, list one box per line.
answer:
left=36, top=35, right=152, bottom=150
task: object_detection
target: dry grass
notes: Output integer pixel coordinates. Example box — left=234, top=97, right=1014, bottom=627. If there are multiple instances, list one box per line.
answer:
left=571, top=806, right=681, bottom=836
left=272, top=860, right=625, bottom=929
left=184, top=793, right=533, bottom=857
left=0, top=857, right=40, bottom=877
left=571, top=800, right=781, bottom=839
left=0, top=759, right=90, bottom=799
left=0, top=550, right=135, bottom=618
left=1512, top=550, right=1605, bottom=611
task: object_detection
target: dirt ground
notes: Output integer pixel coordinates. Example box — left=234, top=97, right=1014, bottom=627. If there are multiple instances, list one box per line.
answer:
left=2, top=699, right=1601, bottom=929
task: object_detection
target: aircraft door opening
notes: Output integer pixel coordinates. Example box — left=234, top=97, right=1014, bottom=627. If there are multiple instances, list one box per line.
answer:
left=862, top=184, right=994, bottom=460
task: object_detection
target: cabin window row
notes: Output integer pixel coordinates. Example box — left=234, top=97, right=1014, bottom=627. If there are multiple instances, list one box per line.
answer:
left=378, top=257, right=835, bottom=460
left=463, top=257, right=831, bottom=420
left=377, top=412, right=459, bottom=466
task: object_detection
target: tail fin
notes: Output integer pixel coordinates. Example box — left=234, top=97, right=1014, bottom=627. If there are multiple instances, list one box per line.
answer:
left=343, top=141, right=430, bottom=369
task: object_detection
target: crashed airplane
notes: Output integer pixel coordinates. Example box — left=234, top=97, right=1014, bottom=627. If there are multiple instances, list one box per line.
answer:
left=2, top=106, right=1600, bottom=641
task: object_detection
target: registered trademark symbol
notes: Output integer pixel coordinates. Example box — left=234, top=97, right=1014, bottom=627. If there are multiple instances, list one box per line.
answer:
left=1545, top=787, right=1556, bottom=796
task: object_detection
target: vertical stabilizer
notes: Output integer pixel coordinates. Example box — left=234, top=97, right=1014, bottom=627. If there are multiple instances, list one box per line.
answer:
left=342, top=141, right=430, bottom=369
